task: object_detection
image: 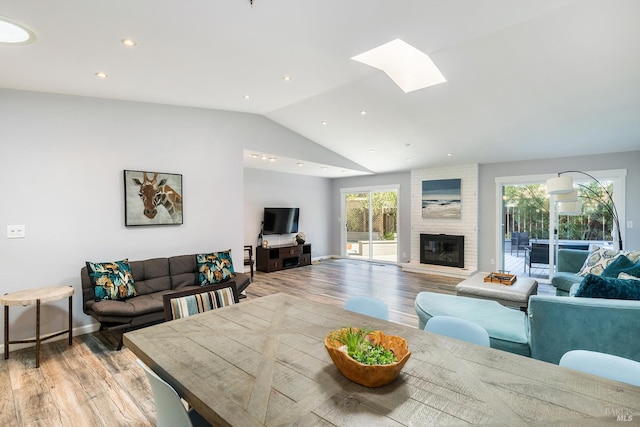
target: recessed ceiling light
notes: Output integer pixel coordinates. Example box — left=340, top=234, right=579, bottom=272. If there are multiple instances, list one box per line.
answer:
left=321, top=167, right=328, bottom=171
left=406, top=158, right=411, bottom=162
left=261, top=155, right=268, bottom=160
left=360, top=110, right=367, bottom=116
left=268, top=157, right=276, bottom=162
left=321, top=121, right=327, bottom=126
left=121, top=38, right=137, bottom=47
left=0, top=16, right=35, bottom=44
left=282, top=75, right=291, bottom=81
left=447, top=153, right=452, bottom=157
left=244, top=95, right=250, bottom=100
left=352, top=38, right=446, bottom=93
left=95, top=71, right=108, bottom=79
left=297, top=163, right=304, bottom=167
left=251, top=153, right=259, bottom=158
left=368, top=149, right=374, bottom=153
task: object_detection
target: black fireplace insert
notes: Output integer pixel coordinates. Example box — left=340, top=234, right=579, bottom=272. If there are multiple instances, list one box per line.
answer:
left=420, top=234, right=464, bottom=268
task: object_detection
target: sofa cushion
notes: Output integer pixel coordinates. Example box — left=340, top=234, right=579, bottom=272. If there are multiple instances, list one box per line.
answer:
left=169, top=254, right=198, bottom=289
left=601, top=254, right=640, bottom=279
left=197, top=250, right=236, bottom=285
left=577, top=246, right=622, bottom=276
left=569, top=282, right=581, bottom=296
left=130, top=258, right=171, bottom=295
left=574, top=274, right=640, bottom=300
left=91, top=293, right=164, bottom=316
left=86, top=259, right=138, bottom=301
left=551, top=272, right=582, bottom=295
left=415, top=292, right=530, bottom=356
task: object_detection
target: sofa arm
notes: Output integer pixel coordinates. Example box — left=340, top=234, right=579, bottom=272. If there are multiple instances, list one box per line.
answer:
left=556, top=249, right=588, bottom=273
left=528, top=295, right=640, bottom=364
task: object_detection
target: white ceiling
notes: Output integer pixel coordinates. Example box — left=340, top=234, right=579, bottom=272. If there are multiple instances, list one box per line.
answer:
left=2, top=0, right=639, bottom=177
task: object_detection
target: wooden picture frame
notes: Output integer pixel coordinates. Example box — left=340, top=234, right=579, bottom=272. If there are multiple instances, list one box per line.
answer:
left=124, top=170, right=183, bottom=226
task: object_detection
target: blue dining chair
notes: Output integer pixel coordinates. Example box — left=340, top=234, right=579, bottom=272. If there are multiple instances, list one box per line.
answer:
left=344, top=296, right=389, bottom=320
left=425, top=315, right=490, bottom=347
left=559, top=350, right=640, bottom=387
left=136, top=359, right=211, bottom=427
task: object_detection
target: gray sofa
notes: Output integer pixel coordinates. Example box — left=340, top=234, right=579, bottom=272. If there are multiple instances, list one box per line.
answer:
left=81, top=253, right=250, bottom=348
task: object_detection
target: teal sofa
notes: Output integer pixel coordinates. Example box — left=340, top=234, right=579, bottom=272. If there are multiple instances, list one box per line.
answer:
left=415, top=291, right=640, bottom=364
left=551, top=249, right=589, bottom=296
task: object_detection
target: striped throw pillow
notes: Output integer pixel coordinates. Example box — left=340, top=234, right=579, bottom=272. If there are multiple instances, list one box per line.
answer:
left=170, top=287, right=236, bottom=319
left=214, top=287, right=236, bottom=307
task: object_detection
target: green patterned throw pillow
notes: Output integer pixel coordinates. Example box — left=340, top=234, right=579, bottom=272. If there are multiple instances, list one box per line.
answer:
left=577, top=245, right=622, bottom=276
left=197, top=250, right=236, bottom=285
left=87, top=259, right=137, bottom=301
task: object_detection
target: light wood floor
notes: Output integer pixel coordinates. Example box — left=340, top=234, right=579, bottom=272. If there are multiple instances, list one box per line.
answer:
left=0, top=259, right=554, bottom=426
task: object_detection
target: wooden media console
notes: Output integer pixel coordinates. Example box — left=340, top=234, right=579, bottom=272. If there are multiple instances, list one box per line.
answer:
left=256, top=243, right=311, bottom=272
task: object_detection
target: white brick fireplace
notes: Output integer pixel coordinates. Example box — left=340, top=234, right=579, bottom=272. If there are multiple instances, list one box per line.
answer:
left=404, top=164, right=479, bottom=278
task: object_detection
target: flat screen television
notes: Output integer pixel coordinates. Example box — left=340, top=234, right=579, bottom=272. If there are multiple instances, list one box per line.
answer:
left=263, top=207, right=299, bottom=235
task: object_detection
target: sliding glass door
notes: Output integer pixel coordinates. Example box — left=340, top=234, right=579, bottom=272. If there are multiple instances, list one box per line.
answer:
left=342, top=187, right=398, bottom=263
left=497, top=170, right=626, bottom=280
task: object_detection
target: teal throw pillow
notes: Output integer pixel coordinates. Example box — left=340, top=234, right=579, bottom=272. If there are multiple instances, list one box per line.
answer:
left=197, top=250, right=236, bottom=285
left=574, top=274, right=640, bottom=300
left=601, top=255, right=640, bottom=278
left=87, top=259, right=137, bottom=301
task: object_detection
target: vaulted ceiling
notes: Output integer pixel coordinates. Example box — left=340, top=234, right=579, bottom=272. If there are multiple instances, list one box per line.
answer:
left=2, top=0, right=639, bottom=177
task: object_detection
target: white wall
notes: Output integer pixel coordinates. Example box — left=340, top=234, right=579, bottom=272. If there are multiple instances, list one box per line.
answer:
left=243, top=168, right=332, bottom=257
left=0, top=89, right=327, bottom=344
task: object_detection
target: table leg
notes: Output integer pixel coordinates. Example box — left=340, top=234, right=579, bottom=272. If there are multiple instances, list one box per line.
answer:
left=36, top=299, right=40, bottom=368
left=68, top=295, right=73, bottom=346
left=3, top=305, right=8, bottom=360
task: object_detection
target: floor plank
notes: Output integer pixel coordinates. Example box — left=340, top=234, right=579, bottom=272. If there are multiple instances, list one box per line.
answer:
left=0, top=259, right=555, bottom=426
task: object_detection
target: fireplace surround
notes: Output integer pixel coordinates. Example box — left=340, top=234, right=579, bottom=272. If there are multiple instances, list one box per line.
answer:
left=420, top=234, right=464, bottom=268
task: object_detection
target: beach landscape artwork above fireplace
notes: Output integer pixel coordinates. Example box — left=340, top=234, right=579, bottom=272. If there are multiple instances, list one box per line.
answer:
left=422, top=178, right=461, bottom=219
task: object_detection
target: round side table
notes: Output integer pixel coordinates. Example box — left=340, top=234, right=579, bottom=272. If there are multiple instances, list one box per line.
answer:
left=1, top=285, right=74, bottom=368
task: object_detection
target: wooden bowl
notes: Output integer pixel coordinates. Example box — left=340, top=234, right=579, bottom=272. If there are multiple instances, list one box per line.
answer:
left=324, top=329, right=411, bottom=387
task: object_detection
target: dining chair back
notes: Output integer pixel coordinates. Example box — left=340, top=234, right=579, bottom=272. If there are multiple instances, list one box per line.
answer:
left=162, top=282, right=239, bottom=321
left=425, top=315, right=490, bottom=347
left=559, top=350, right=640, bottom=386
left=136, top=359, right=211, bottom=427
left=244, top=245, right=254, bottom=282
left=344, top=296, right=389, bottom=320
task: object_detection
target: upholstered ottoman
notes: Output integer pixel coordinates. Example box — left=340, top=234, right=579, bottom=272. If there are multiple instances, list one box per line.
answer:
left=415, top=292, right=530, bottom=356
left=455, top=273, right=537, bottom=311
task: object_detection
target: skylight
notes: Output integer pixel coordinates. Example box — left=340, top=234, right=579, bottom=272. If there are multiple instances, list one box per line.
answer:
left=0, top=16, right=35, bottom=44
left=351, top=39, right=446, bottom=93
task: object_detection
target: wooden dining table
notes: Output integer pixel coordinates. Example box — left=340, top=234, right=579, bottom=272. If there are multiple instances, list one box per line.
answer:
left=123, top=293, right=640, bottom=426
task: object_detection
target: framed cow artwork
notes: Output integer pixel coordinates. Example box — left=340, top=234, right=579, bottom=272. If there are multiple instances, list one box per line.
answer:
left=124, top=170, right=183, bottom=226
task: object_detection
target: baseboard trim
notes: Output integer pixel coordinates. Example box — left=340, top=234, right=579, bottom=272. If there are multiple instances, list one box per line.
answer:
left=312, top=255, right=337, bottom=262
left=0, top=323, right=100, bottom=355
left=402, top=262, right=477, bottom=279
